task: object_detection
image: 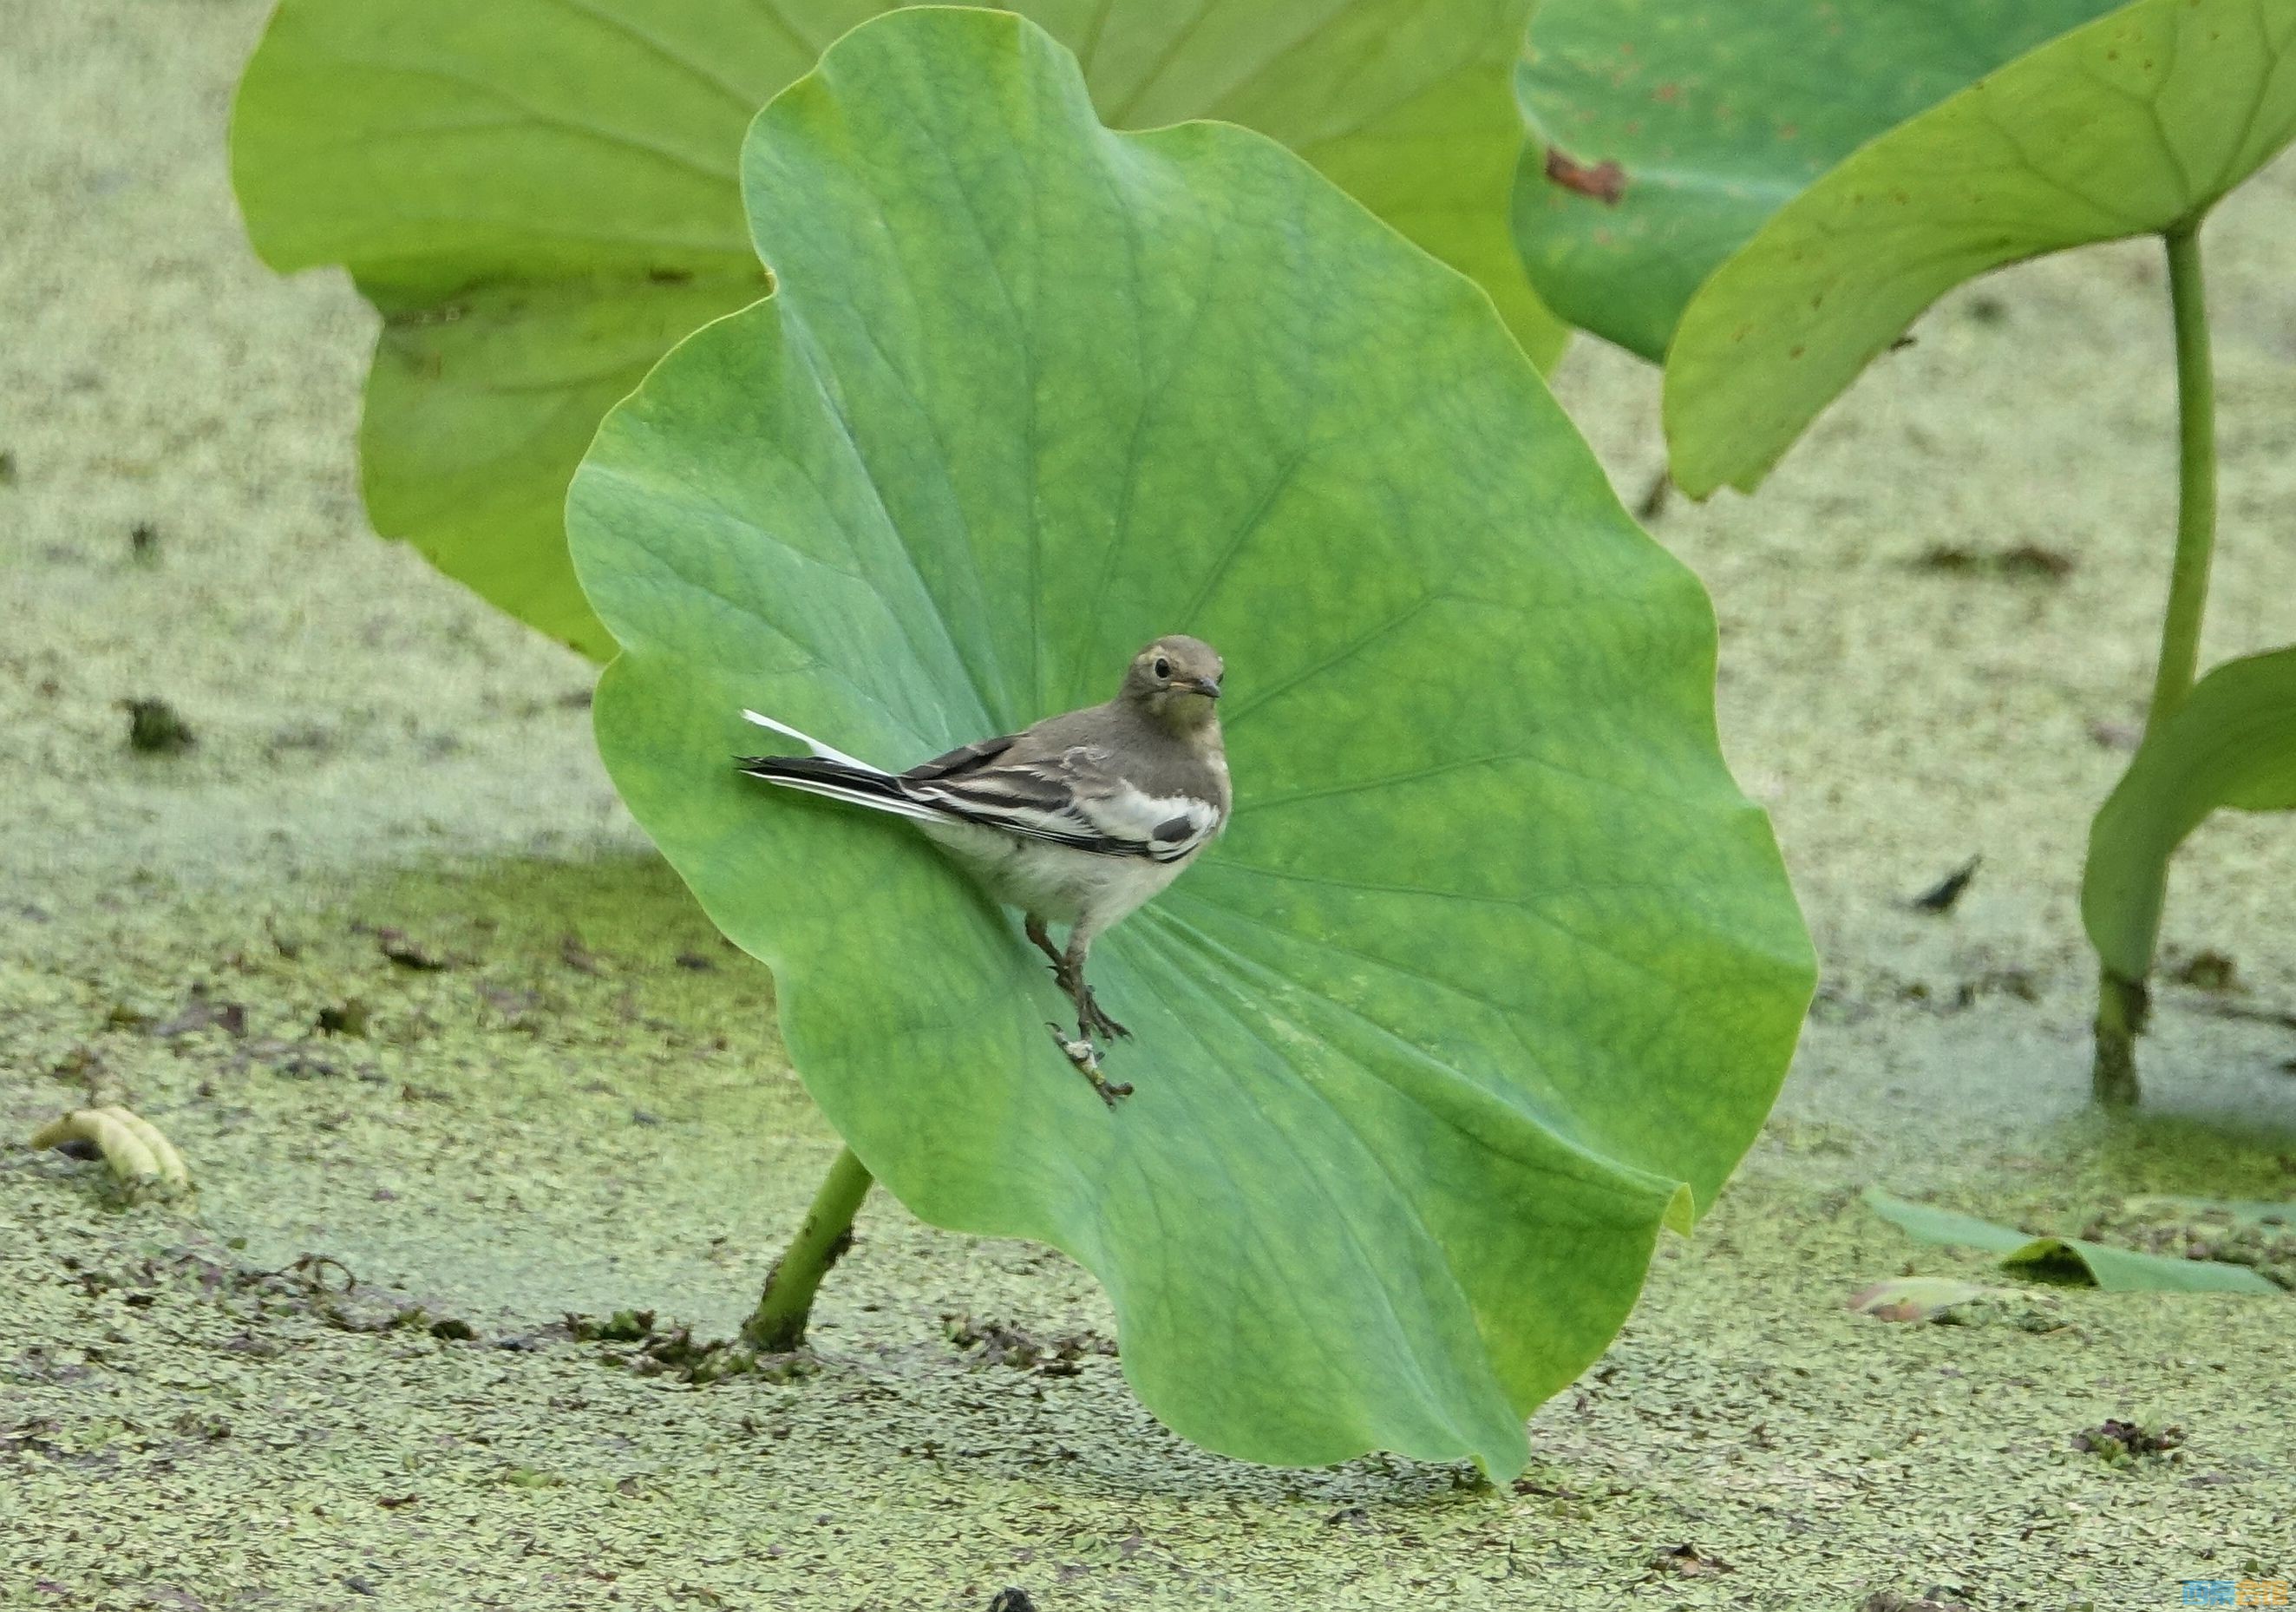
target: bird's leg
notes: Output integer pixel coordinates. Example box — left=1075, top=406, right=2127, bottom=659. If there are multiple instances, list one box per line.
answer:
left=1064, top=933, right=1129, bottom=1043
left=1024, top=913, right=1065, bottom=974
left=1030, top=914, right=1128, bottom=1043
left=1032, top=920, right=1131, bottom=1104
left=1037, top=931, right=1132, bottom=1104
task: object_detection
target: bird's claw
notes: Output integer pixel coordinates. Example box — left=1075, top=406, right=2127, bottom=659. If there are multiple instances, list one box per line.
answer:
left=1077, top=985, right=1128, bottom=1041
left=1044, top=1023, right=1132, bottom=1106
left=1047, top=962, right=1128, bottom=1041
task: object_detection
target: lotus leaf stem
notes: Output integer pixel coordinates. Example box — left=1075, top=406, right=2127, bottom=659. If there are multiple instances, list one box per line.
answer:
left=742, top=1144, right=873, bottom=1352
left=2092, top=219, right=2217, bottom=1108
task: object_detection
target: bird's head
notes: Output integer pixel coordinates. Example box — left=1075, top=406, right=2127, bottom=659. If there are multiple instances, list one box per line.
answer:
left=1121, top=634, right=1224, bottom=731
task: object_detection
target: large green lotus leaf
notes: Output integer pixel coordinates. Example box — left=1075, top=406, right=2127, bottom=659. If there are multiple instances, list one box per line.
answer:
left=1863, top=1189, right=2283, bottom=1294
left=569, top=10, right=1811, bottom=1474
left=2084, top=647, right=2296, bottom=981
left=1663, top=0, right=2296, bottom=496
left=231, top=0, right=1567, bottom=661
left=1511, top=0, right=2114, bottom=361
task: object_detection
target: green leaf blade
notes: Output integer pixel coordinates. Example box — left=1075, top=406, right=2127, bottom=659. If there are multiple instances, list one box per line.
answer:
left=232, top=0, right=1567, bottom=658
left=573, top=8, right=1811, bottom=1474
left=229, top=0, right=787, bottom=656
left=1863, top=1189, right=2284, bottom=1295
left=2083, top=645, right=2296, bottom=980
left=1863, top=1188, right=2036, bottom=1255
left=1663, top=0, right=2296, bottom=495
left=1512, top=0, right=2114, bottom=360
left=2009, top=1238, right=2283, bottom=1295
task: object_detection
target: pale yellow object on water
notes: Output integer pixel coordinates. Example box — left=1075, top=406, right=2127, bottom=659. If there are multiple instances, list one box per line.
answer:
left=30, top=1104, right=192, bottom=1191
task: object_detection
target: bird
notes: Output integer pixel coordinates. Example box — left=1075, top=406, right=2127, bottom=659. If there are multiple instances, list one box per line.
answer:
left=735, top=635, right=1230, bottom=1104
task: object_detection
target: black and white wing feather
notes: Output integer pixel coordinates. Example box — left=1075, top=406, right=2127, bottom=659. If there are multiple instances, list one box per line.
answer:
left=736, top=712, right=1220, bottom=863
left=902, top=742, right=1220, bottom=863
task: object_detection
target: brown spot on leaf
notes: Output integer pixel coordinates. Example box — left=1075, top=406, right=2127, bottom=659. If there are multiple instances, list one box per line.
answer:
left=1544, top=147, right=1626, bottom=204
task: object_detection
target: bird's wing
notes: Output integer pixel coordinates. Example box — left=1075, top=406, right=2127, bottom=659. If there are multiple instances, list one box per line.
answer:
left=899, top=732, right=1018, bottom=782
left=899, top=744, right=1220, bottom=863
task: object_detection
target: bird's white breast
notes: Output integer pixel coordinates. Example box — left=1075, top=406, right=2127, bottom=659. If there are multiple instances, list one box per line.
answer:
left=920, top=818, right=1190, bottom=930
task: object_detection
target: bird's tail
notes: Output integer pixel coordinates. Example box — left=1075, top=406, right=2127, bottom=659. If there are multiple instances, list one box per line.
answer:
left=734, top=710, right=945, bottom=825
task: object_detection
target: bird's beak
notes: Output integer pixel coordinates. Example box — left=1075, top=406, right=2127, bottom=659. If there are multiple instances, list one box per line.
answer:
left=1187, top=676, right=1222, bottom=698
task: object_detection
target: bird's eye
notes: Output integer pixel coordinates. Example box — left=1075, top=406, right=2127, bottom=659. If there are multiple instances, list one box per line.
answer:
left=1153, top=657, right=1171, bottom=679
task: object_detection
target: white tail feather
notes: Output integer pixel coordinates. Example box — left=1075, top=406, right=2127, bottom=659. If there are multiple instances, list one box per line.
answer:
left=750, top=772, right=949, bottom=825
left=740, top=709, right=880, bottom=773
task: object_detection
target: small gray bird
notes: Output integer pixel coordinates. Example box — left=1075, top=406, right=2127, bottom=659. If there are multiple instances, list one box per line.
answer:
left=736, top=636, right=1231, bottom=1104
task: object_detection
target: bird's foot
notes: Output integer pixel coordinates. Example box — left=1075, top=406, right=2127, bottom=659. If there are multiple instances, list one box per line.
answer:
left=1047, top=963, right=1128, bottom=1040
left=1044, top=1023, right=1132, bottom=1106
left=1078, top=985, right=1129, bottom=1041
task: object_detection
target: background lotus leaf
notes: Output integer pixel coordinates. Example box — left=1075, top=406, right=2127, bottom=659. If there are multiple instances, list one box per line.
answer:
left=1661, top=0, right=2296, bottom=495
left=568, top=8, right=1812, bottom=1474
left=2084, top=647, right=2296, bottom=982
left=232, top=0, right=1567, bottom=658
left=1863, top=1189, right=2283, bottom=1294
left=1512, top=0, right=2113, bottom=361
